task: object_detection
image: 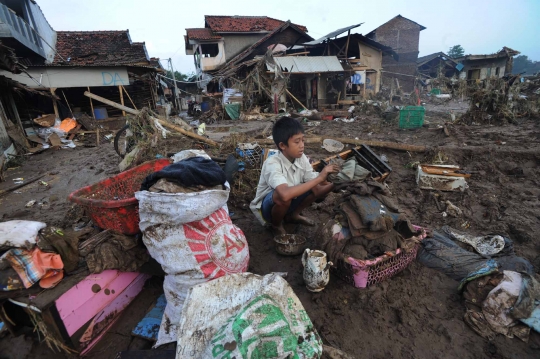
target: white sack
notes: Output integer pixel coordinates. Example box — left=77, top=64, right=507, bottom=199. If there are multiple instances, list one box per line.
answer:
left=176, top=273, right=323, bottom=359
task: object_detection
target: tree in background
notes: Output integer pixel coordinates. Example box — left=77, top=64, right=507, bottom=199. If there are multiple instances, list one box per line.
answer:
left=512, top=55, right=540, bottom=75
left=166, top=70, right=194, bottom=82
left=448, top=45, right=465, bottom=59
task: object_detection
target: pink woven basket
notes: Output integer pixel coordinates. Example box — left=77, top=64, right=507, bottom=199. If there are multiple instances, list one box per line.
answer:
left=333, top=226, right=427, bottom=288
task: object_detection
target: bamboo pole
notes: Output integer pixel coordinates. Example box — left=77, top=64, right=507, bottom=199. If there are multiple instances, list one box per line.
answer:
left=121, top=85, right=137, bottom=110
left=119, top=85, right=126, bottom=116
left=50, top=88, right=59, bottom=119
left=87, top=87, right=95, bottom=119
left=285, top=89, right=308, bottom=110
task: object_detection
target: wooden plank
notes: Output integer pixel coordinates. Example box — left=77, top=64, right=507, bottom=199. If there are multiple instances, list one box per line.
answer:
left=27, top=135, right=44, bottom=144
left=84, top=91, right=139, bottom=115
left=51, top=88, right=59, bottom=120
left=79, top=274, right=150, bottom=355
left=56, top=270, right=139, bottom=336
left=49, top=133, right=62, bottom=147
left=131, top=294, right=166, bottom=341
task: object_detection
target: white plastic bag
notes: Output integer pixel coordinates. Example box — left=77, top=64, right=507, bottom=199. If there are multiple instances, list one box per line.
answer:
left=0, top=220, right=46, bottom=250
left=176, top=273, right=323, bottom=359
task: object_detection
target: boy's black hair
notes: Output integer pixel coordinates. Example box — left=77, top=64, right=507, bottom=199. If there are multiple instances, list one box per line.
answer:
left=272, top=117, right=304, bottom=150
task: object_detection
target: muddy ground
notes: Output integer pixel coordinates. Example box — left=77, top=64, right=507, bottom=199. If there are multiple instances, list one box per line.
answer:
left=0, top=104, right=539, bottom=358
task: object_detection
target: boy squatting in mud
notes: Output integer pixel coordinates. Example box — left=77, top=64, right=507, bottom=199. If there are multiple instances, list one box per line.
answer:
left=250, top=117, right=340, bottom=235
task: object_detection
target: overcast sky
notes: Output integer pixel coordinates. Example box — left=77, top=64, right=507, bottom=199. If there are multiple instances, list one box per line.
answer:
left=38, top=0, right=540, bottom=74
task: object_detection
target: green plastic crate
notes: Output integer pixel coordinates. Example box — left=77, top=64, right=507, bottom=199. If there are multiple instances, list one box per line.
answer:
left=399, top=106, right=425, bottom=129
left=430, top=88, right=441, bottom=95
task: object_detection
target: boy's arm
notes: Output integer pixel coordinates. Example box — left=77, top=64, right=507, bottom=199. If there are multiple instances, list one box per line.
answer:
left=274, top=164, right=339, bottom=202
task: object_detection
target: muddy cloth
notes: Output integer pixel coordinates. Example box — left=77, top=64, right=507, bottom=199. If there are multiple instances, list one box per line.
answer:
left=462, top=271, right=540, bottom=341
left=86, top=233, right=149, bottom=274
left=39, top=229, right=82, bottom=273
left=327, top=157, right=371, bottom=184
left=317, top=179, right=420, bottom=262
left=1, top=247, right=64, bottom=289
left=149, top=178, right=223, bottom=194
left=349, top=195, right=401, bottom=232
left=141, top=157, right=226, bottom=191
left=418, top=231, right=534, bottom=281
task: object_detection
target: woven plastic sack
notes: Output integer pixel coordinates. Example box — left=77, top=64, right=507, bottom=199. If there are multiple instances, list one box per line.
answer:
left=136, top=188, right=249, bottom=347
left=176, top=273, right=323, bottom=359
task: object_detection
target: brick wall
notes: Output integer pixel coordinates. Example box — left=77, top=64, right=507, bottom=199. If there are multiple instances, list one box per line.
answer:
left=370, top=16, right=422, bottom=92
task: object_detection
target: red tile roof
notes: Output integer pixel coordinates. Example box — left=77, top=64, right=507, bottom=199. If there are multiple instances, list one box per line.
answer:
left=52, top=30, right=150, bottom=66
left=186, top=28, right=223, bottom=40
left=205, top=16, right=308, bottom=33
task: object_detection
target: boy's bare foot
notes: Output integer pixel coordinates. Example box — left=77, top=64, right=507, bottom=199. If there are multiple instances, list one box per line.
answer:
left=285, top=215, right=315, bottom=226
left=272, top=225, right=287, bottom=236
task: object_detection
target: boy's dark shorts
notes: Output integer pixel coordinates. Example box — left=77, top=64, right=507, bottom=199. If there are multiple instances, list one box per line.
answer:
left=261, top=190, right=312, bottom=222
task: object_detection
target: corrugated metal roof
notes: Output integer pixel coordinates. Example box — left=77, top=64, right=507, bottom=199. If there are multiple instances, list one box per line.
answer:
left=268, top=56, right=344, bottom=73
left=303, top=23, right=363, bottom=45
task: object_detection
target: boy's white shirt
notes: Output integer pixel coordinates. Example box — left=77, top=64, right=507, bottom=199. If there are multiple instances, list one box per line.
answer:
left=249, top=151, right=318, bottom=225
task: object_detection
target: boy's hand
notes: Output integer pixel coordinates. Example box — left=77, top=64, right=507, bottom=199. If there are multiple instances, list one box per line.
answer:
left=319, top=164, right=340, bottom=180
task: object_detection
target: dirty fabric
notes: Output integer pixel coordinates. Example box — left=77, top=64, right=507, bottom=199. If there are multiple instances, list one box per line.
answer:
left=317, top=180, right=420, bottom=262
left=40, top=229, right=81, bottom=273
left=149, top=178, right=223, bottom=194
left=442, top=225, right=505, bottom=256
left=141, top=157, right=226, bottom=191
left=462, top=271, right=540, bottom=341
left=418, top=231, right=534, bottom=282
left=85, top=233, right=149, bottom=274
left=327, top=157, right=370, bottom=184
left=2, top=247, right=63, bottom=289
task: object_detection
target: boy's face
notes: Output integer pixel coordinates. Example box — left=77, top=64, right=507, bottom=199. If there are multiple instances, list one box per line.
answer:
left=279, top=132, right=305, bottom=160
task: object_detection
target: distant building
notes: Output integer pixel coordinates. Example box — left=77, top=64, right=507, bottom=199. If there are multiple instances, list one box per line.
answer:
left=185, top=16, right=312, bottom=87
left=455, top=47, right=520, bottom=80
left=366, top=15, right=426, bottom=91
left=417, top=52, right=460, bottom=78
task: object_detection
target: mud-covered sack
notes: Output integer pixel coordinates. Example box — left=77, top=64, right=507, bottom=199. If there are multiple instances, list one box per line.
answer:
left=176, top=273, right=322, bottom=359
left=136, top=188, right=250, bottom=347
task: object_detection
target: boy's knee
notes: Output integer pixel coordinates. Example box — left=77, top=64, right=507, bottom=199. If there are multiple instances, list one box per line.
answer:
left=272, top=192, right=291, bottom=207
left=273, top=197, right=291, bottom=207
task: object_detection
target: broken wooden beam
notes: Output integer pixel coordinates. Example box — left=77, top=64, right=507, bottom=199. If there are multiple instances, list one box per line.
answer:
left=286, top=89, right=308, bottom=111
left=83, top=92, right=209, bottom=147
left=157, top=120, right=219, bottom=147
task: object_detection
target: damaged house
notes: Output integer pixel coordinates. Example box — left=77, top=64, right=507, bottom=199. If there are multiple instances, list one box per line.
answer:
left=185, top=15, right=312, bottom=89
left=185, top=18, right=396, bottom=112
left=455, top=47, right=520, bottom=81
left=1, top=30, right=162, bottom=124
left=416, top=52, right=461, bottom=79
left=366, top=15, right=426, bottom=92
left=0, top=0, right=56, bottom=174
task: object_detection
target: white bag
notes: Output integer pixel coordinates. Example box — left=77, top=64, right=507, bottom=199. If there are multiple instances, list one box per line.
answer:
left=176, top=273, right=323, bottom=359
left=0, top=220, right=46, bottom=250
left=136, top=187, right=249, bottom=347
